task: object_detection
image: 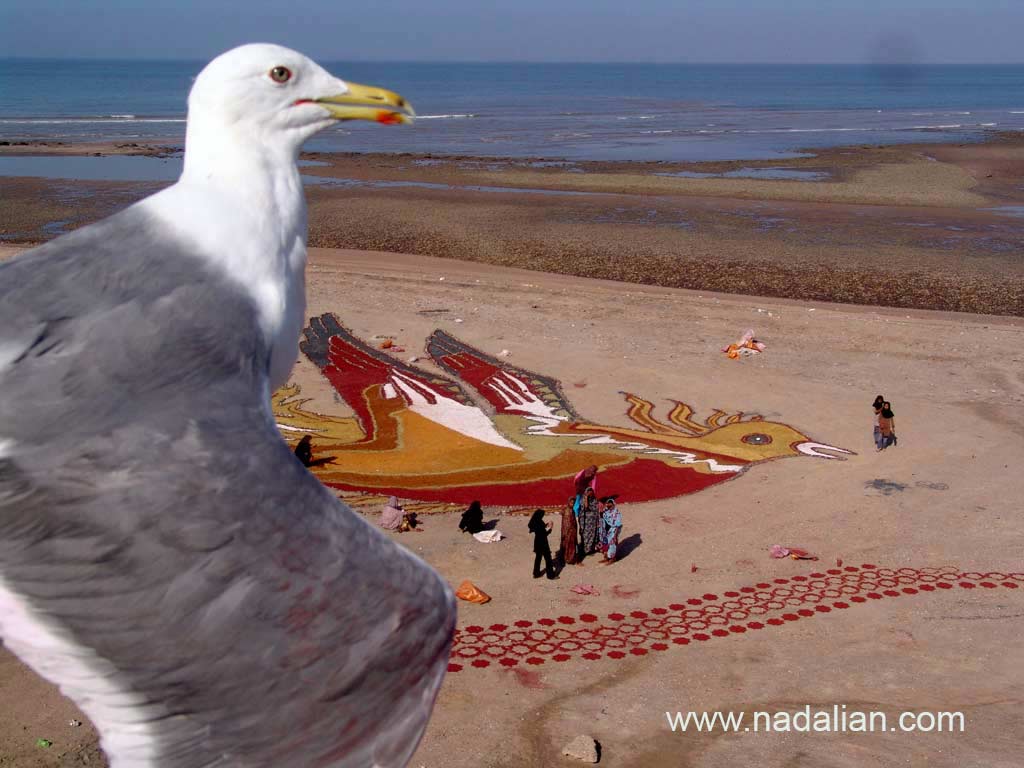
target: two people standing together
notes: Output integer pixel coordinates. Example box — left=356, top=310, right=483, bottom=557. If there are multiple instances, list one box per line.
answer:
left=873, top=395, right=898, bottom=451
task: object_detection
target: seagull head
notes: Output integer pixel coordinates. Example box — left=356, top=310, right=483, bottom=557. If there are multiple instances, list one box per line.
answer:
left=187, top=43, right=414, bottom=153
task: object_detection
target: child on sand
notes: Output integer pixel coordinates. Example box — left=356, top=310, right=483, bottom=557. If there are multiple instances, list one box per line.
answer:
left=528, top=509, right=557, bottom=579
left=600, top=498, right=623, bottom=564
left=877, top=402, right=897, bottom=451
left=872, top=395, right=884, bottom=447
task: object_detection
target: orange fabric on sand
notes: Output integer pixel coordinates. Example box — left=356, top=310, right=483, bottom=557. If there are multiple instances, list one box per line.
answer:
left=455, top=580, right=491, bottom=604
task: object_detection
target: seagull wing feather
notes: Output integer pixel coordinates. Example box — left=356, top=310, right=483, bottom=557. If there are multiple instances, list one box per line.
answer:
left=0, top=212, right=455, bottom=768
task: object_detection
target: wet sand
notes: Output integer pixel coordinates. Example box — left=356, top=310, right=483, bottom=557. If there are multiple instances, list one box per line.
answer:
left=2, top=136, right=1024, bottom=315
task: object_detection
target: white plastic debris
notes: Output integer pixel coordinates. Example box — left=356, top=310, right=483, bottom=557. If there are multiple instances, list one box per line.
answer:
left=473, top=530, right=504, bottom=543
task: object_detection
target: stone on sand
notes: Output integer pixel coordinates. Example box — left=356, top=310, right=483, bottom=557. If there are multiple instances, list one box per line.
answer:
left=562, top=734, right=600, bottom=763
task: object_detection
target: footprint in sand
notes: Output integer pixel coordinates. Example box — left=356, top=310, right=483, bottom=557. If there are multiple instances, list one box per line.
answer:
left=611, top=585, right=640, bottom=599
left=509, top=668, right=547, bottom=689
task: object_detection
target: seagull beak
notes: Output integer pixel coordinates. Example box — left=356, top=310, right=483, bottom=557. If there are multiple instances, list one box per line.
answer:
left=314, top=82, right=415, bottom=125
left=795, top=441, right=855, bottom=460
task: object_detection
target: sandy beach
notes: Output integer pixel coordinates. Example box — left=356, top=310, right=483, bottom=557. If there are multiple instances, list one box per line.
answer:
left=1, top=240, right=1022, bottom=766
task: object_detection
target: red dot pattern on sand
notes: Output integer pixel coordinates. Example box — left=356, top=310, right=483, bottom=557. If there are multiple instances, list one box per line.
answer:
left=446, top=566, right=1024, bottom=672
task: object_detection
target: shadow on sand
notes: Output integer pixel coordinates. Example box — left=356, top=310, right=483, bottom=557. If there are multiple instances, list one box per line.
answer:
left=614, top=532, right=643, bottom=562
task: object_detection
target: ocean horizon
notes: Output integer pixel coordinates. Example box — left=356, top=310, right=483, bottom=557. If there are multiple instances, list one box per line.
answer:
left=2, top=59, right=1024, bottom=161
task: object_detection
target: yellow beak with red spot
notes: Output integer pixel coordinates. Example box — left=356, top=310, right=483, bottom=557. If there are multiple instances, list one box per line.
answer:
left=315, top=82, right=415, bottom=124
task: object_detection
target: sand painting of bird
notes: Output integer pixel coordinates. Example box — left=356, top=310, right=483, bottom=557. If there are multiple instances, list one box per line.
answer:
left=273, top=313, right=853, bottom=507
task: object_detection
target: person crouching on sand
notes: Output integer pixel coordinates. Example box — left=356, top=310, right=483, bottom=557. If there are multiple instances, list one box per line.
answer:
left=560, top=496, right=580, bottom=567
left=380, top=496, right=404, bottom=530
left=294, top=434, right=314, bottom=467
left=459, top=500, right=485, bottom=534
left=528, top=509, right=557, bottom=579
left=600, top=498, right=623, bottom=564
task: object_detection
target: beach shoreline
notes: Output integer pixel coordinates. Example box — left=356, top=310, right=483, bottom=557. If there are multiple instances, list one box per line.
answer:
left=2, top=134, right=1024, bottom=316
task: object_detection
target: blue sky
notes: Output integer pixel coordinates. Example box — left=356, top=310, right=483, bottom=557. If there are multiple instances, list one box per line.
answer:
left=2, top=0, right=1022, bottom=63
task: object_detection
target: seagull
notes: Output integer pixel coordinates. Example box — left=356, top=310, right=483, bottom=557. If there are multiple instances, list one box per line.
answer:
left=0, top=44, right=454, bottom=768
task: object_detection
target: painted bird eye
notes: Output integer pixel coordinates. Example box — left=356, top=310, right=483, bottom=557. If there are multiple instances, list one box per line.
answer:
left=269, top=66, right=292, bottom=84
left=742, top=433, right=772, bottom=445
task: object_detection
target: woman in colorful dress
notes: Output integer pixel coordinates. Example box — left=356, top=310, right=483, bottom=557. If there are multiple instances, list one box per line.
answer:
left=600, top=498, right=623, bottom=563
left=559, top=496, right=580, bottom=567
left=579, top=487, right=601, bottom=557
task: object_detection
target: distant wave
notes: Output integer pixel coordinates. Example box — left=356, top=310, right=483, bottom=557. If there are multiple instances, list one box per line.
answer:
left=668, top=124, right=997, bottom=137
left=740, top=127, right=875, bottom=134
left=0, top=117, right=185, bottom=125
left=416, top=113, right=476, bottom=119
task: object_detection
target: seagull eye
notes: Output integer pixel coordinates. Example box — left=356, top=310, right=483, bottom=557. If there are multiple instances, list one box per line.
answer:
left=269, top=66, right=292, bottom=84
left=741, top=433, right=772, bottom=445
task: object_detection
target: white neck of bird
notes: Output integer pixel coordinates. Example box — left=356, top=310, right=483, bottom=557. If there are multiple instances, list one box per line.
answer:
left=180, top=112, right=307, bottom=242
left=145, top=111, right=310, bottom=390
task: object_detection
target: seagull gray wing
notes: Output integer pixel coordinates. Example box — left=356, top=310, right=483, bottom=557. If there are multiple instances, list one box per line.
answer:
left=0, top=211, right=456, bottom=768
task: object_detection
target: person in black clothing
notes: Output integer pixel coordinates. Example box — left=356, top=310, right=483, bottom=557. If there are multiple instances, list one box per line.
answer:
left=528, top=509, right=557, bottom=579
left=459, top=500, right=485, bottom=534
left=294, top=435, right=313, bottom=467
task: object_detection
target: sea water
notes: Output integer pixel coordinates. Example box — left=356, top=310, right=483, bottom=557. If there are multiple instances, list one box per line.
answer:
left=2, top=59, right=1024, bottom=162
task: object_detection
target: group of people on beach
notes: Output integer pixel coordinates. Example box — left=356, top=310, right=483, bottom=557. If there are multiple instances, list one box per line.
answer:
left=526, top=465, right=624, bottom=579
left=872, top=395, right=898, bottom=451
left=392, top=465, right=623, bottom=580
